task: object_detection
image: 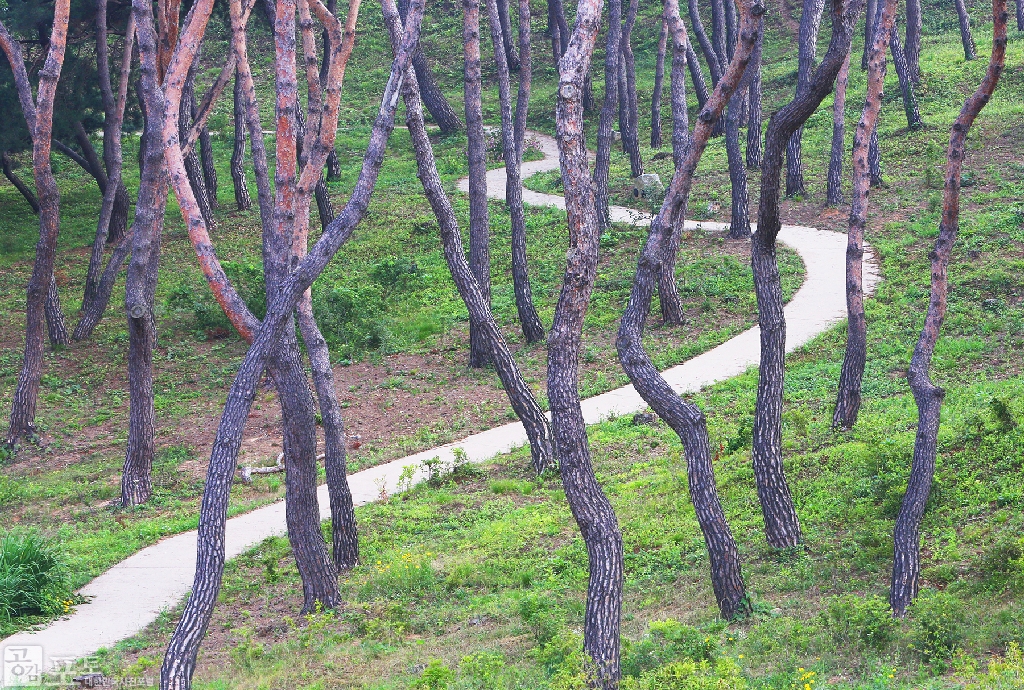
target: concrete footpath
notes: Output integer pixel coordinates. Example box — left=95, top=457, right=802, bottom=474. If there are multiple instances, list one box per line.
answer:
left=1, top=131, right=877, bottom=686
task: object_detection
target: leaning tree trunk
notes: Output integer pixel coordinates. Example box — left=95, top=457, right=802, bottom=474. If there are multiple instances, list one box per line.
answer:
left=181, top=62, right=216, bottom=228
left=551, top=0, right=625, bottom=681
left=785, top=0, right=827, bottom=198
left=746, top=23, right=763, bottom=169
left=593, top=0, right=622, bottom=232
left=617, top=0, right=760, bottom=620
left=494, top=0, right=520, bottom=69
left=686, top=0, right=725, bottom=136
left=231, top=67, right=252, bottom=210
left=905, top=0, right=921, bottom=81
left=954, top=0, right=976, bottom=60
left=1017, top=0, right=1024, bottom=31
left=651, top=16, right=668, bottom=148
left=833, top=0, right=895, bottom=430
left=296, top=107, right=335, bottom=229
left=753, top=0, right=863, bottom=549
left=2, top=0, right=71, bottom=449
left=485, top=0, right=545, bottom=343
left=890, top=21, right=923, bottom=130
left=44, top=277, right=70, bottom=348
left=398, top=0, right=463, bottom=134
left=686, top=41, right=712, bottom=110
left=619, top=0, right=643, bottom=177
left=1, top=151, right=40, bottom=212
left=891, top=0, right=1005, bottom=617
left=464, top=0, right=492, bottom=368
left=826, top=51, right=851, bottom=206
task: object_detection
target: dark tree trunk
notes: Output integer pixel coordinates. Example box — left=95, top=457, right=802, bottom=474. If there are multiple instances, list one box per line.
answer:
left=485, top=0, right=545, bottom=343
left=231, top=67, right=252, bottom=210
left=513, top=0, right=531, bottom=162
left=689, top=0, right=724, bottom=84
left=785, top=0, right=827, bottom=198
left=753, top=0, right=863, bottom=549
left=746, top=25, right=763, bottom=169
left=619, top=0, right=643, bottom=177
left=593, top=0, right=622, bottom=232
left=724, top=87, right=750, bottom=238
left=181, top=63, right=217, bottom=228
left=45, top=276, right=69, bottom=348
left=868, top=127, right=883, bottom=186
left=891, top=0, right=1005, bottom=617
left=198, top=125, right=219, bottom=210
left=651, top=16, right=668, bottom=149
left=551, top=0, right=624, bottom=680
left=890, top=20, right=923, bottom=129
left=826, top=51, right=851, bottom=207
left=495, top=0, right=520, bottom=69
left=905, top=0, right=921, bottom=81
left=72, top=229, right=133, bottom=341
left=833, top=0, right=894, bottom=430
left=1, top=151, right=40, bottom=212
left=862, top=0, right=875, bottom=68
left=464, top=0, right=492, bottom=368
left=710, top=0, right=728, bottom=70
left=2, top=2, right=71, bottom=449
left=296, top=107, right=336, bottom=229
left=618, top=0, right=760, bottom=619
left=686, top=42, right=711, bottom=110
left=73, top=121, right=109, bottom=190
left=397, top=0, right=463, bottom=134
left=1017, top=0, right=1024, bottom=31
left=954, top=0, right=976, bottom=60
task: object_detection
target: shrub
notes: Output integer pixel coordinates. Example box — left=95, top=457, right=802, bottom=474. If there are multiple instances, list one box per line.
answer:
left=459, top=650, right=509, bottom=689
left=975, top=536, right=1024, bottom=592
left=620, top=658, right=748, bottom=690
left=966, top=643, right=1024, bottom=690
left=622, top=620, right=718, bottom=678
left=413, top=659, right=455, bottom=690
left=0, top=532, right=75, bottom=626
left=519, top=594, right=564, bottom=648
left=823, top=594, right=899, bottom=653
left=909, top=590, right=968, bottom=667
left=313, top=285, right=393, bottom=359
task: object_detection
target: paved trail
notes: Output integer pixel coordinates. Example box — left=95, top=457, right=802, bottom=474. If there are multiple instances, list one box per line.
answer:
left=1, top=131, right=877, bottom=685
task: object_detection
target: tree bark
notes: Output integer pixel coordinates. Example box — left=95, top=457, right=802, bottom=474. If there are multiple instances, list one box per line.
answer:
left=862, top=0, right=875, bottom=68
left=651, top=17, right=668, bottom=148
left=495, top=0, right=520, bottom=70
left=868, top=126, right=883, bottom=186
left=905, top=0, right=921, bottom=81
left=158, top=8, right=424, bottom=686
left=73, top=229, right=133, bottom=342
left=593, top=0, right=622, bottom=232
left=891, top=0, right=1005, bottom=617
left=1, top=151, right=40, bottom=213
left=1017, top=0, right=1024, bottom=31
left=619, top=0, right=643, bottom=177
left=745, top=24, right=763, bottom=169
left=551, top=0, right=625, bottom=680
left=833, top=0, right=894, bottom=430
left=954, top=0, right=976, bottom=60
left=890, top=19, right=923, bottom=130
left=686, top=41, right=711, bottom=110
left=724, top=82, right=751, bottom=238
left=753, top=0, right=863, bottom=549
left=231, top=67, right=252, bottom=210
left=2, top=0, right=72, bottom=449
left=485, top=0, right=545, bottom=343
left=397, top=0, right=463, bottom=134
left=45, top=277, right=70, bottom=348
left=784, top=0, right=827, bottom=198
left=181, top=62, right=217, bottom=228
left=617, top=0, right=760, bottom=620
left=826, top=51, right=851, bottom=207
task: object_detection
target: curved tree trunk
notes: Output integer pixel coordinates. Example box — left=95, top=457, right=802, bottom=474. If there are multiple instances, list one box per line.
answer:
left=753, top=0, right=863, bottom=549
left=905, top=0, right=921, bottom=81
left=891, top=0, right=1005, bottom=617
left=231, top=67, right=252, bottom=210
left=890, top=20, right=923, bottom=130
left=552, top=0, right=624, bottom=680
left=746, top=24, right=763, bottom=169
left=73, top=229, right=133, bottom=342
left=686, top=42, right=711, bottom=110
left=485, top=0, right=545, bottom=343
left=1, top=151, right=40, bottom=213
left=181, top=62, right=216, bottom=228
left=2, top=0, right=71, bottom=449
left=833, top=0, right=894, bottom=430
left=826, top=51, right=851, bottom=207
left=954, top=0, right=976, bottom=60
left=593, top=0, right=622, bottom=232
left=784, top=0, right=826, bottom=198
left=651, top=17, right=668, bottom=149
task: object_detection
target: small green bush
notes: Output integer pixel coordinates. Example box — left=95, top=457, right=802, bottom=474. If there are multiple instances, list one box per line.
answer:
left=0, top=532, right=75, bottom=626
left=909, top=590, right=968, bottom=666
left=622, top=620, right=718, bottom=678
left=966, top=643, right=1024, bottom=689
left=413, top=659, right=455, bottom=690
left=459, top=650, right=509, bottom=689
left=620, top=658, right=748, bottom=690
left=823, top=594, right=899, bottom=653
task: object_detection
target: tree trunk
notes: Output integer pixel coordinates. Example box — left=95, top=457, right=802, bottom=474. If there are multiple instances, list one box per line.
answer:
left=686, top=42, right=711, bottom=110
left=231, top=67, right=252, bottom=210
left=891, top=0, right=1005, bottom=617
left=1, top=151, right=40, bottom=213
left=724, top=86, right=750, bottom=238
left=181, top=62, right=217, bottom=228
left=618, top=0, right=759, bottom=619
left=485, top=0, right=545, bottom=343
left=954, top=0, right=976, bottom=60
left=689, top=0, right=724, bottom=84
left=746, top=25, right=763, bottom=169
left=296, top=107, right=336, bottom=229
left=833, top=0, right=894, bottom=430
left=905, top=0, right=921, bottom=81
left=862, top=0, right=875, bottom=69
left=868, top=127, right=883, bottom=186
left=494, top=0, right=520, bottom=70
left=551, top=0, right=624, bottom=679
left=753, top=0, right=862, bottom=549
left=45, top=276, right=70, bottom=348
left=620, top=0, right=643, bottom=177
left=785, top=0, right=827, bottom=198
left=72, top=229, right=133, bottom=341
left=198, top=125, right=219, bottom=210
left=73, top=121, right=109, bottom=190
left=593, top=0, right=622, bottom=233
left=890, top=20, right=923, bottom=130
left=396, top=0, right=463, bottom=134
left=651, top=17, right=668, bottom=149
left=2, top=0, right=71, bottom=449
left=826, top=51, right=851, bottom=207
left=1017, top=0, right=1024, bottom=31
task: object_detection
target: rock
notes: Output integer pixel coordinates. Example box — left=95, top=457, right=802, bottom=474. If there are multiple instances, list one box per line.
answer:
left=632, top=412, right=658, bottom=426
left=632, top=173, right=663, bottom=199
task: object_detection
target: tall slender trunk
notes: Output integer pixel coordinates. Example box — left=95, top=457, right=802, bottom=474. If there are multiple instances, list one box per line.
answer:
left=890, top=20, right=923, bottom=129
left=784, top=0, right=826, bottom=198
left=862, top=0, right=875, bottom=68
left=398, top=0, right=463, bottom=134
left=45, top=277, right=69, bottom=348
left=181, top=62, right=216, bottom=227
left=73, top=230, right=133, bottom=342
left=745, top=26, right=763, bottom=169
left=954, top=0, right=976, bottom=60
left=495, top=0, right=520, bottom=69
left=485, top=0, right=545, bottom=343
left=1, top=151, right=40, bottom=212
left=724, top=85, right=750, bottom=238
left=833, top=0, right=894, bottom=430
left=651, top=17, right=668, bottom=148
left=593, top=0, right=622, bottom=232
left=826, top=51, right=851, bottom=206
left=753, top=0, right=863, bottom=548
left=905, top=0, right=921, bottom=81
left=686, top=42, right=711, bottom=109
left=552, top=0, right=624, bottom=680
left=686, top=0, right=724, bottom=135
left=231, top=67, right=252, bottom=210
left=620, top=0, right=643, bottom=177
left=2, top=0, right=71, bottom=449
left=891, top=0, right=1005, bottom=617
left=868, top=127, right=883, bottom=186
left=618, top=0, right=759, bottom=620
left=1017, top=0, right=1024, bottom=31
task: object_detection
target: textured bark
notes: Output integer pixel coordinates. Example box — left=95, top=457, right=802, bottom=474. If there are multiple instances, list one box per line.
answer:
left=862, top=0, right=875, bottom=68
left=868, top=126, right=883, bottom=186
left=181, top=62, right=217, bottom=228
left=158, top=9, right=424, bottom=687
left=753, top=0, right=863, bottom=549
left=689, top=0, right=724, bottom=84
left=73, top=122, right=109, bottom=190
left=905, top=0, right=921, bottom=81
left=2, top=0, right=71, bottom=448
left=384, top=2, right=555, bottom=474
left=551, top=0, right=624, bottom=682
left=295, top=107, right=336, bottom=229
left=495, top=0, right=521, bottom=70
left=617, top=0, right=760, bottom=620
left=890, top=20, right=923, bottom=129
left=745, top=24, right=763, bottom=168
left=724, top=84, right=750, bottom=238
left=1, top=151, right=40, bottom=213
left=593, top=0, right=622, bottom=233
left=396, top=0, right=463, bottom=134
left=231, top=68, right=252, bottom=210
left=619, top=0, right=643, bottom=177
left=826, top=51, right=851, bottom=206
left=651, top=17, right=668, bottom=148
left=955, top=0, right=977, bottom=60
left=513, top=0, right=531, bottom=165
left=1017, top=0, right=1024, bottom=31
left=891, top=0, right=1005, bottom=617
left=833, top=0, right=894, bottom=430
left=197, top=119, right=219, bottom=210
left=548, top=0, right=571, bottom=60
left=73, top=230, right=133, bottom=342
left=485, top=0, right=545, bottom=343
left=44, top=277, right=69, bottom=348
left=784, top=0, right=827, bottom=198
left=686, top=41, right=711, bottom=109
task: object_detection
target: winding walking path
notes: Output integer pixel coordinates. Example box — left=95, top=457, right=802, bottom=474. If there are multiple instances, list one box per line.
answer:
left=1, top=131, right=877, bottom=685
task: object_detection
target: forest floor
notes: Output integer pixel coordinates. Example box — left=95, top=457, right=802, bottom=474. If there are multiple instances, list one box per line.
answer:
left=2, top=0, right=1024, bottom=685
